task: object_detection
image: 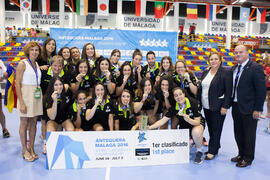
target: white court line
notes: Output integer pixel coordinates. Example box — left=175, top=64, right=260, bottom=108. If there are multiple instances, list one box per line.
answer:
left=105, top=167, right=111, bottom=180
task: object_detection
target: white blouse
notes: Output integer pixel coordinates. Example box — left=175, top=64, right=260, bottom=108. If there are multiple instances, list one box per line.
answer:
left=201, top=72, right=215, bottom=109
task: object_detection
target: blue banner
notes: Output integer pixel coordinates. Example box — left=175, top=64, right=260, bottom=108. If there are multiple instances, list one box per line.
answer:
left=50, top=28, right=178, bottom=63
left=16, top=37, right=48, bottom=44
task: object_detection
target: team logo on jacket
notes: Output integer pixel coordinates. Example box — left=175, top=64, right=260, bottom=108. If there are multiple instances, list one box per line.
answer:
left=105, top=106, right=110, bottom=112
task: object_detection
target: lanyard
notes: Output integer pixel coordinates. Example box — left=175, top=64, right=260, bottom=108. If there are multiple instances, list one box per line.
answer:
left=176, top=75, right=185, bottom=89
left=28, top=58, right=39, bottom=87
left=48, top=56, right=52, bottom=65
left=177, top=102, right=186, bottom=115
left=234, top=65, right=243, bottom=87
left=88, top=57, right=94, bottom=66
left=112, top=63, right=119, bottom=72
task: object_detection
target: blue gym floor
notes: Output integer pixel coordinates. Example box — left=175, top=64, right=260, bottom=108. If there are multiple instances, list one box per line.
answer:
left=0, top=103, right=270, bottom=180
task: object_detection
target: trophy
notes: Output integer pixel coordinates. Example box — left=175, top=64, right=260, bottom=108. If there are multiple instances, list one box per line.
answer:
left=140, top=115, right=148, bottom=131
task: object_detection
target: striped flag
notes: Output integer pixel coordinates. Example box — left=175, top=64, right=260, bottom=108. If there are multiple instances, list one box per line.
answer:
left=187, top=4, right=198, bottom=19
left=20, top=0, right=32, bottom=13
left=42, top=0, right=50, bottom=15
left=76, top=0, right=88, bottom=16
left=98, top=0, right=109, bottom=16
left=135, top=0, right=146, bottom=17
left=206, top=4, right=216, bottom=21
left=4, top=64, right=17, bottom=113
left=257, top=8, right=267, bottom=24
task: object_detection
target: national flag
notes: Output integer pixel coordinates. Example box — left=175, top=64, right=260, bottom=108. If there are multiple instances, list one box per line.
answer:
left=239, top=7, right=250, bottom=22
left=257, top=8, right=267, bottom=24
left=42, top=0, right=50, bottom=15
left=187, top=4, right=198, bottom=19
left=135, top=0, right=146, bottom=17
left=155, top=2, right=164, bottom=19
left=206, top=4, right=216, bottom=21
left=4, top=64, right=17, bottom=113
left=98, top=0, right=109, bottom=16
left=76, top=0, right=88, bottom=16
left=20, top=0, right=32, bottom=13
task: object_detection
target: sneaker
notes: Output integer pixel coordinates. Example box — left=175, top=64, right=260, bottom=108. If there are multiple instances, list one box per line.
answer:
left=202, top=137, right=208, bottom=146
left=264, top=127, right=270, bottom=134
left=194, top=151, right=203, bottom=164
left=3, top=129, right=10, bottom=138
left=42, top=143, right=46, bottom=155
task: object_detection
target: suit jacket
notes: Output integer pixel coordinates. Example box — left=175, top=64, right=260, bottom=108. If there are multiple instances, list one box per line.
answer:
left=232, top=60, right=266, bottom=114
left=198, top=66, right=233, bottom=111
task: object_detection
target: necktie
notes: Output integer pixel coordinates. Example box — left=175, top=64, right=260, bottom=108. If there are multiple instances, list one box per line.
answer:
left=232, top=65, right=242, bottom=100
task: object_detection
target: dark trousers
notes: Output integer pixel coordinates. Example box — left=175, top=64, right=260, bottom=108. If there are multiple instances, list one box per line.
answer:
left=232, top=102, right=258, bottom=163
left=204, top=108, right=226, bottom=155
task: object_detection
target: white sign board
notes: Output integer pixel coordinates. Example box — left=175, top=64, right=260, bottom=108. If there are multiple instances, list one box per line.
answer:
left=46, top=130, right=189, bottom=169
left=210, top=20, right=246, bottom=34
left=121, top=15, right=163, bottom=30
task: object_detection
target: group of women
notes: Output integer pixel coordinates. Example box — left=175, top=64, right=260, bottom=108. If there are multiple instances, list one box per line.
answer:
left=15, top=38, right=233, bottom=164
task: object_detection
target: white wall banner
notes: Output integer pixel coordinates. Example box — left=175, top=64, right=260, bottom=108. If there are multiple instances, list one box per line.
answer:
left=210, top=20, right=246, bottom=35
left=30, top=12, right=70, bottom=27
left=122, top=15, right=163, bottom=30
left=46, top=130, right=189, bottom=170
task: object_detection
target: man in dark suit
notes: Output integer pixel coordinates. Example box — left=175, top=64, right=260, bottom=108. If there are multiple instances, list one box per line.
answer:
left=231, top=45, right=266, bottom=167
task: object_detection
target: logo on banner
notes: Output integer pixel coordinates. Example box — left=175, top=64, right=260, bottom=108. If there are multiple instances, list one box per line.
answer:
left=135, top=148, right=150, bottom=156
left=138, top=132, right=147, bottom=143
left=50, top=135, right=90, bottom=169
left=139, top=38, right=168, bottom=47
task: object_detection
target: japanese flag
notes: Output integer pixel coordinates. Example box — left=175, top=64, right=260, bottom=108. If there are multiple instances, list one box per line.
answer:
left=98, top=0, right=109, bottom=16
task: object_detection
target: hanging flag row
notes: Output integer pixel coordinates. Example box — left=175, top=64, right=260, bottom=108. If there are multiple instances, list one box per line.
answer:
left=19, top=1, right=269, bottom=23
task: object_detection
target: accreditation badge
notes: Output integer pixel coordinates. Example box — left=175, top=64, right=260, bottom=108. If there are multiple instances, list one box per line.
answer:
left=34, top=87, right=41, bottom=99
left=140, top=115, right=148, bottom=131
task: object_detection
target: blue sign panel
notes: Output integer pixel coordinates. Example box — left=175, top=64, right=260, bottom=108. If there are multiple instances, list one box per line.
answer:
left=50, top=28, right=178, bottom=63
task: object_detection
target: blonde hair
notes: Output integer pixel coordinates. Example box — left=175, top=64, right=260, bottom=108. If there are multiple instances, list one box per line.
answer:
left=23, top=41, right=42, bottom=58
left=51, top=55, right=64, bottom=66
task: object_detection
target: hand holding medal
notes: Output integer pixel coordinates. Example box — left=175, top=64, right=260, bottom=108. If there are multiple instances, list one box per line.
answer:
left=95, top=96, right=103, bottom=105
left=123, top=75, right=129, bottom=84
left=51, top=91, right=58, bottom=102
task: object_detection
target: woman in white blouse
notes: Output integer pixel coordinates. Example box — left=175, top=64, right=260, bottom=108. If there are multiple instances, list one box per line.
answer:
left=198, top=52, right=232, bottom=160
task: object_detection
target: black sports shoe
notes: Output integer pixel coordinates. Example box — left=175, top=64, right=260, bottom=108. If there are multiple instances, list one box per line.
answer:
left=194, top=151, right=203, bottom=164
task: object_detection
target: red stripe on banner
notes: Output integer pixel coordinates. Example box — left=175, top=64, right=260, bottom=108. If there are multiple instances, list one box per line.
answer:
left=135, top=0, right=141, bottom=16
left=261, top=9, right=266, bottom=24
left=206, top=4, right=210, bottom=20
left=46, top=0, right=50, bottom=14
left=187, top=14, right=198, bottom=19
